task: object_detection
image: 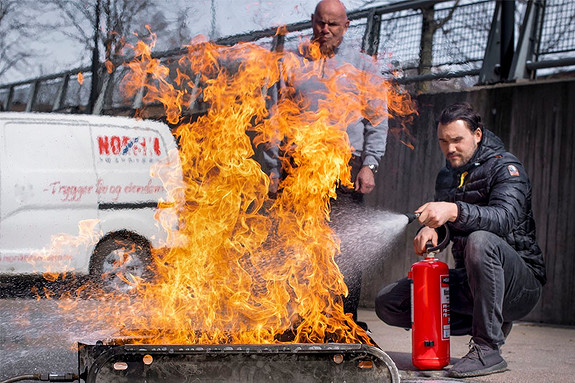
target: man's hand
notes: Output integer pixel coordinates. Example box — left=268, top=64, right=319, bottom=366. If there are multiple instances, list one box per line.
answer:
left=355, top=166, right=376, bottom=194
left=413, top=226, right=439, bottom=256
left=416, top=201, right=458, bottom=228
left=268, top=171, right=280, bottom=195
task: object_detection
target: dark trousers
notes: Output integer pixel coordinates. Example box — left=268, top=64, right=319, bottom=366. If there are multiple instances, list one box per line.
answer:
left=331, top=168, right=364, bottom=321
left=332, top=204, right=363, bottom=321
left=375, top=231, right=542, bottom=348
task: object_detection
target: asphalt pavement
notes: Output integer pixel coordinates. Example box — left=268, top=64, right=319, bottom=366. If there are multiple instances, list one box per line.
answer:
left=359, top=308, right=575, bottom=382
left=1, top=294, right=573, bottom=383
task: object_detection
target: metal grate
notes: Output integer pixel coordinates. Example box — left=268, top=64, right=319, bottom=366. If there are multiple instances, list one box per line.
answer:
left=377, top=1, right=496, bottom=71
left=78, top=342, right=400, bottom=383
left=538, top=0, right=575, bottom=57
left=379, top=9, right=422, bottom=69
left=433, top=1, right=495, bottom=66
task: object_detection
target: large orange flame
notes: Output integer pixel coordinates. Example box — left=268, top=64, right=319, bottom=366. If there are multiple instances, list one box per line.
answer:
left=48, top=32, right=415, bottom=346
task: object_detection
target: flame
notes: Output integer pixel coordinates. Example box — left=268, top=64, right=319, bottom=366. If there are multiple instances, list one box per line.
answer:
left=31, top=219, right=101, bottom=282
left=45, top=33, right=415, bottom=346
left=105, top=60, right=114, bottom=74
left=77, top=72, right=84, bottom=85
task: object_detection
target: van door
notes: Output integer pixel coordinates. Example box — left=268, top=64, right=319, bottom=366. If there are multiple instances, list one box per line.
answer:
left=86, top=120, right=173, bottom=292
left=90, top=121, right=169, bottom=240
left=0, top=118, right=100, bottom=275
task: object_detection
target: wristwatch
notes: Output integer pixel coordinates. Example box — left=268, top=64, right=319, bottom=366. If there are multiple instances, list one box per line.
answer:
left=367, top=164, right=378, bottom=174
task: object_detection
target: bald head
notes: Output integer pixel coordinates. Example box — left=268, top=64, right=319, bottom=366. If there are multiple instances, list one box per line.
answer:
left=311, top=0, right=349, bottom=55
left=314, top=0, right=347, bottom=15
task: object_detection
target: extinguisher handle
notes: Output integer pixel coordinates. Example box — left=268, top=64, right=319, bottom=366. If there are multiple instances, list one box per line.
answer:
left=424, top=240, right=439, bottom=258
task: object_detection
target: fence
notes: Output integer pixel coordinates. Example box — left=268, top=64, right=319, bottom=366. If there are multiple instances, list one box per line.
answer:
left=1, top=0, right=575, bottom=115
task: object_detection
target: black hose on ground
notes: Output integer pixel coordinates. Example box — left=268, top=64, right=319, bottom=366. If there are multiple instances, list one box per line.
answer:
left=0, top=373, right=78, bottom=383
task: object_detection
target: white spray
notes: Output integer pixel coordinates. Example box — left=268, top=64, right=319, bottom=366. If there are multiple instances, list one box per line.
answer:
left=330, top=201, right=415, bottom=273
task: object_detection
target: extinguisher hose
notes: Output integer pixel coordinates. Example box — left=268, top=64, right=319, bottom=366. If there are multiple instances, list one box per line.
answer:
left=405, top=212, right=451, bottom=253
left=426, top=224, right=451, bottom=253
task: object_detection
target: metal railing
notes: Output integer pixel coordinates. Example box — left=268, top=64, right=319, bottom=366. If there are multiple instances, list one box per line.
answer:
left=0, top=0, right=574, bottom=115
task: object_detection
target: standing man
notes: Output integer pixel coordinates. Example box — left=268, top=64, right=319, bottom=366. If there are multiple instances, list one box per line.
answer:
left=304, top=0, right=387, bottom=325
left=267, top=0, right=388, bottom=325
left=305, top=0, right=386, bottom=196
left=375, top=103, right=546, bottom=377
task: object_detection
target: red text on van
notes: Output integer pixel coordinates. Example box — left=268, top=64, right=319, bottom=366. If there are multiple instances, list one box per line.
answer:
left=97, top=136, right=161, bottom=156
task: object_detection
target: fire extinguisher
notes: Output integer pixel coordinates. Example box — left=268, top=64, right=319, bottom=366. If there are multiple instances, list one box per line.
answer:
left=409, top=224, right=451, bottom=370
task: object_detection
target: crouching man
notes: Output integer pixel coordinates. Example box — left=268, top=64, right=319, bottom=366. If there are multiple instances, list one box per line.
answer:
left=375, top=102, right=546, bottom=378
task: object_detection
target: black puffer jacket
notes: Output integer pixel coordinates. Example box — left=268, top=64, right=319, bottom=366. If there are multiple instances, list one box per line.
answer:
left=435, top=128, right=546, bottom=285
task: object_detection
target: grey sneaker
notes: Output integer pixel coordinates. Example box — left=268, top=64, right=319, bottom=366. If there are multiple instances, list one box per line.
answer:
left=448, top=341, right=508, bottom=378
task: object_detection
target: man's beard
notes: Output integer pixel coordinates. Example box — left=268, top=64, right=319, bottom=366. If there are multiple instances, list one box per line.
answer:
left=311, top=37, right=336, bottom=58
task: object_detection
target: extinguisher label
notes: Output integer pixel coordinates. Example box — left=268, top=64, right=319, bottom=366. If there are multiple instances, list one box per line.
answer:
left=441, top=274, right=450, bottom=340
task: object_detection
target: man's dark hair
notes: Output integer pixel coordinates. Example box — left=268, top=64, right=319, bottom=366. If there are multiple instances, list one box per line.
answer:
left=438, top=102, right=483, bottom=132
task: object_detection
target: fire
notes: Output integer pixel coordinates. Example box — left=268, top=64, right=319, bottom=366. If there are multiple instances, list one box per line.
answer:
left=77, top=72, right=84, bottom=85
left=49, top=32, right=415, bottom=346
left=33, top=219, right=101, bottom=282
left=105, top=59, right=114, bottom=74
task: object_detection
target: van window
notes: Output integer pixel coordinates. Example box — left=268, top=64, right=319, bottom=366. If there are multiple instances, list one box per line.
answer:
left=4, top=121, right=93, bottom=169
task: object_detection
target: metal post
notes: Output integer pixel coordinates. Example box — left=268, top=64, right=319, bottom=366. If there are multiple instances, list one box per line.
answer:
left=500, top=0, right=515, bottom=80
left=52, top=74, right=70, bottom=112
left=25, top=80, right=39, bottom=112
left=92, top=71, right=112, bottom=115
left=188, top=72, right=202, bottom=114
left=509, top=0, right=546, bottom=81
left=132, top=72, right=150, bottom=111
left=361, top=10, right=381, bottom=57
left=3, top=86, right=14, bottom=111
left=210, top=0, right=217, bottom=40
left=271, top=31, right=285, bottom=53
left=478, top=1, right=502, bottom=84
left=88, top=0, right=101, bottom=114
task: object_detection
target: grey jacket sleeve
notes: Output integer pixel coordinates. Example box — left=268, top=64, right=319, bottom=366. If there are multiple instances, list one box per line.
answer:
left=362, top=113, right=388, bottom=166
left=358, top=56, right=389, bottom=166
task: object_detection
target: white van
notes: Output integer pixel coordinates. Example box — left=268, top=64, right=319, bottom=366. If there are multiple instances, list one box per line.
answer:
left=0, top=112, right=181, bottom=293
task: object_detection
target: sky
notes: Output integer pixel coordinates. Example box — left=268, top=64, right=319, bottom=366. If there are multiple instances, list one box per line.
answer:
left=197, top=0, right=386, bottom=36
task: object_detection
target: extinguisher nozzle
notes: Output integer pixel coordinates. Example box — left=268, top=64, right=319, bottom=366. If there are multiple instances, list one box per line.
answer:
left=405, top=212, right=421, bottom=224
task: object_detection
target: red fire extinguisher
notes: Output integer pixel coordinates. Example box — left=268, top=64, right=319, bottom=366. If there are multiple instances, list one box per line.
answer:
left=409, top=224, right=451, bottom=370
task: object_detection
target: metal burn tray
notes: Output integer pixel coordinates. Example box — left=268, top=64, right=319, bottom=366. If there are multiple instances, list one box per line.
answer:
left=78, top=342, right=400, bottom=382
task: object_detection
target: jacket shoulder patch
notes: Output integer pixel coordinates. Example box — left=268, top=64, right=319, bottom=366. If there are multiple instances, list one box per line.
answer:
left=507, top=164, right=520, bottom=176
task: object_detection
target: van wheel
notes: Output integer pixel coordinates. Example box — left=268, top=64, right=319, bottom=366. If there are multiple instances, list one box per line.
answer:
left=90, top=234, right=151, bottom=294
